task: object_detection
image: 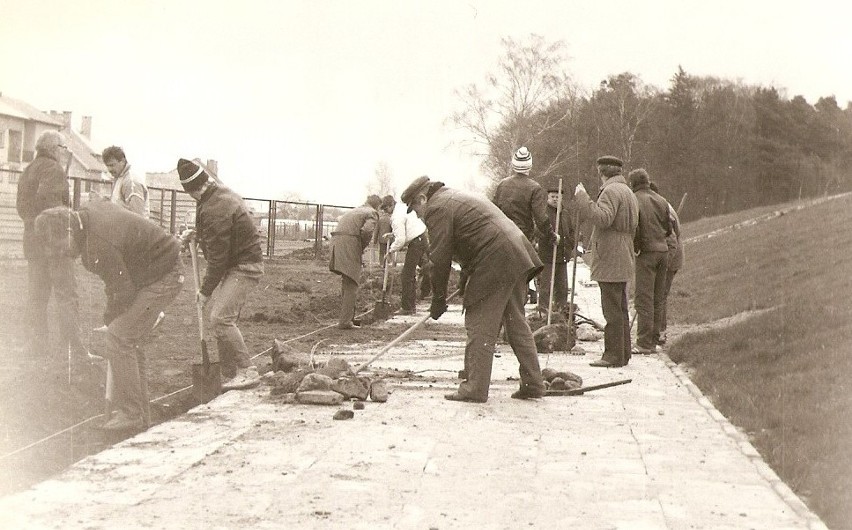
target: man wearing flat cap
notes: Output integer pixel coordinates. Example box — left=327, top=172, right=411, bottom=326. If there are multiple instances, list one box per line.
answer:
left=574, top=156, right=638, bottom=368
left=329, top=195, right=381, bottom=329
left=178, top=158, right=263, bottom=390
left=402, top=176, right=545, bottom=403
left=628, top=168, right=671, bottom=355
left=537, top=179, right=577, bottom=314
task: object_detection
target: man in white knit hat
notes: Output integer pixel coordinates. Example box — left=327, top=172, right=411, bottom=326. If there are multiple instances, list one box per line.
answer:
left=492, top=146, right=558, bottom=304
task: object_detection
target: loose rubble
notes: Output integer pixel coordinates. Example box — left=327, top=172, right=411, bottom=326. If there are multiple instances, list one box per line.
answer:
left=266, top=340, right=390, bottom=408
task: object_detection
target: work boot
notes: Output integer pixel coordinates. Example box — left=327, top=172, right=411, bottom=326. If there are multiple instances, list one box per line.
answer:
left=222, top=367, right=260, bottom=391
left=511, top=384, right=544, bottom=400
left=100, top=410, right=144, bottom=432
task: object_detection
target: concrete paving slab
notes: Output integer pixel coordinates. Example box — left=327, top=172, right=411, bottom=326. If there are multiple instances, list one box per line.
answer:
left=0, top=262, right=827, bottom=529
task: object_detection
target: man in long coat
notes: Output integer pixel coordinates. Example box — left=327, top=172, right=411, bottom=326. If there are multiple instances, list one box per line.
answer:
left=329, top=195, right=381, bottom=329
left=16, top=130, right=86, bottom=359
left=574, top=156, right=639, bottom=368
left=402, top=176, right=545, bottom=402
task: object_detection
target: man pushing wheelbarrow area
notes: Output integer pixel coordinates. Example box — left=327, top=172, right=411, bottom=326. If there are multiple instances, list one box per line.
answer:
left=402, top=176, right=545, bottom=403
left=35, top=202, right=184, bottom=431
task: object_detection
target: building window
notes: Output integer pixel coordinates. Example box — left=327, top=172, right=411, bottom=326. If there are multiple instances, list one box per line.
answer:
left=7, top=130, right=22, bottom=163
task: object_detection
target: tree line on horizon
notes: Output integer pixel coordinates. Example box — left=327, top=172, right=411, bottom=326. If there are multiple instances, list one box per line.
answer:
left=451, top=35, right=852, bottom=221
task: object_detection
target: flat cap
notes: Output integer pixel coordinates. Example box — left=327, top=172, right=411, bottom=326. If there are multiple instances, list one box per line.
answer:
left=596, top=155, right=623, bottom=167
left=401, top=176, right=431, bottom=213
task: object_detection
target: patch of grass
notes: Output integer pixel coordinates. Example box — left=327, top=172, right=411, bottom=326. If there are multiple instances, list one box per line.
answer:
left=668, top=193, right=852, bottom=529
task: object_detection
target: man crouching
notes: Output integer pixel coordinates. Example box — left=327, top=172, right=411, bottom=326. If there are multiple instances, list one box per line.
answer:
left=402, top=176, right=545, bottom=403
left=35, top=203, right=184, bottom=431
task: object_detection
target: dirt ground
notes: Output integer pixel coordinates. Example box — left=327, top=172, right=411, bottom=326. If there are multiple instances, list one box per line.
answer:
left=0, top=246, right=442, bottom=495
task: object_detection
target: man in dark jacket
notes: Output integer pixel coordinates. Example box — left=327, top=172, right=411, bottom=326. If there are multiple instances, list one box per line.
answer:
left=403, top=176, right=545, bottom=403
left=537, top=181, right=577, bottom=315
left=329, top=195, right=381, bottom=329
left=35, top=202, right=184, bottom=431
left=178, top=158, right=263, bottom=390
left=493, top=147, right=557, bottom=303
left=649, top=182, right=683, bottom=346
left=629, top=169, right=672, bottom=354
left=16, top=130, right=86, bottom=359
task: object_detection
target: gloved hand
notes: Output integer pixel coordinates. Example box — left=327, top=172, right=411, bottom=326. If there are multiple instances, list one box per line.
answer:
left=180, top=228, right=196, bottom=248
left=574, top=183, right=587, bottom=198
left=430, top=297, right=447, bottom=320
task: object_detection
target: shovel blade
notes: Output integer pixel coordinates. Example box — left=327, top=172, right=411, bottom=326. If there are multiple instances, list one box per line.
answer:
left=374, top=301, right=392, bottom=320
left=192, top=362, right=222, bottom=404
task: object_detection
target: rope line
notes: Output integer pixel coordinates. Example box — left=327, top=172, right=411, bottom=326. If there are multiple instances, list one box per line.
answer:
left=0, top=306, right=378, bottom=463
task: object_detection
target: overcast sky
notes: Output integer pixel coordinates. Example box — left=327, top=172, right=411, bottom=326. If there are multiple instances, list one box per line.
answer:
left=3, top=0, right=850, bottom=205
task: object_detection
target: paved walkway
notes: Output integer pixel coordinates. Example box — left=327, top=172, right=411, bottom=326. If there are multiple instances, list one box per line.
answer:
left=0, top=264, right=827, bottom=529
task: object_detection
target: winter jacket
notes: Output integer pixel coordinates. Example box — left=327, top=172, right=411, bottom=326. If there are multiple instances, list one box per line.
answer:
left=632, top=183, right=671, bottom=253
left=196, top=183, right=263, bottom=296
left=577, top=175, right=638, bottom=283
left=537, top=200, right=577, bottom=264
left=16, top=151, right=70, bottom=259
left=492, top=173, right=555, bottom=244
left=423, top=186, right=543, bottom=309
left=329, top=203, right=379, bottom=282
left=77, top=201, right=180, bottom=324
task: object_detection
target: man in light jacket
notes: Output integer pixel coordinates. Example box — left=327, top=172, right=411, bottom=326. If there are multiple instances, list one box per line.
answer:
left=574, top=156, right=639, bottom=368
left=403, top=176, right=545, bottom=403
left=388, top=187, right=429, bottom=315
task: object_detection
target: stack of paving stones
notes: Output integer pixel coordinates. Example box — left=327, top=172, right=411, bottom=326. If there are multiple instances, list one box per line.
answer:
left=263, top=344, right=388, bottom=420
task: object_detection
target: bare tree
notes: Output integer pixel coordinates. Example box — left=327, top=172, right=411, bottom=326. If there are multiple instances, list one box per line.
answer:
left=450, top=34, right=580, bottom=185
left=588, top=72, right=658, bottom=166
left=366, top=161, right=395, bottom=197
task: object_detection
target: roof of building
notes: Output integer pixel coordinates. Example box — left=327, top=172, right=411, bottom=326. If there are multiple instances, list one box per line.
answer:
left=65, top=127, right=107, bottom=174
left=0, top=93, right=63, bottom=125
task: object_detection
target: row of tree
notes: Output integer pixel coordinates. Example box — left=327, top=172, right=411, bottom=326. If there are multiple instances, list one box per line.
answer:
left=451, top=35, right=852, bottom=221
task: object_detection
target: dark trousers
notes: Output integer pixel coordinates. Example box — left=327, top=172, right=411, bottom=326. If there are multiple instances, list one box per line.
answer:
left=599, top=281, right=631, bottom=366
left=338, top=275, right=358, bottom=326
left=400, top=235, right=427, bottom=311
left=660, top=268, right=678, bottom=334
left=457, top=276, right=544, bottom=401
left=634, top=251, right=668, bottom=349
left=537, top=260, right=568, bottom=312
left=26, top=255, right=85, bottom=356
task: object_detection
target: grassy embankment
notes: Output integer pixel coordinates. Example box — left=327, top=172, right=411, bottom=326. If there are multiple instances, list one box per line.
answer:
left=666, top=193, right=852, bottom=530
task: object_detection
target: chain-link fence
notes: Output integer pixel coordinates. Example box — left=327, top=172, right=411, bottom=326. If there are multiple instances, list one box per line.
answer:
left=0, top=170, right=355, bottom=260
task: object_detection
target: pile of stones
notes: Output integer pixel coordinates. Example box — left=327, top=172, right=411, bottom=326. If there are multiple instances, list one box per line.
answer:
left=541, top=367, right=583, bottom=391
left=264, top=341, right=388, bottom=408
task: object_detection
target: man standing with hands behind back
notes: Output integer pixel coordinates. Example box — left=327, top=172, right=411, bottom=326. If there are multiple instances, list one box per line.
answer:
left=574, top=156, right=638, bottom=368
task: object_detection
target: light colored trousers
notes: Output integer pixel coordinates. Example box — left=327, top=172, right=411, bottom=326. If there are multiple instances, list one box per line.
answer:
left=207, top=262, right=264, bottom=376
left=107, top=262, right=184, bottom=419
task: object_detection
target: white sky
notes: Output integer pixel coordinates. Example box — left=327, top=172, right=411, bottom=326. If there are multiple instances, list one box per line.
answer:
left=2, top=0, right=851, bottom=205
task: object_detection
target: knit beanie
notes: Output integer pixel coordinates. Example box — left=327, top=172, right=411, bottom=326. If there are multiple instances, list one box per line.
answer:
left=177, top=158, right=209, bottom=193
left=511, top=147, right=532, bottom=175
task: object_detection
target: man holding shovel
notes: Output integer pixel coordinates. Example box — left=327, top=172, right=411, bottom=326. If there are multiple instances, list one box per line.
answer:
left=177, top=158, right=263, bottom=390
left=402, top=176, right=546, bottom=403
left=388, top=187, right=429, bottom=315
left=329, top=195, right=381, bottom=329
left=537, top=180, right=577, bottom=315
left=34, top=202, right=183, bottom=431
